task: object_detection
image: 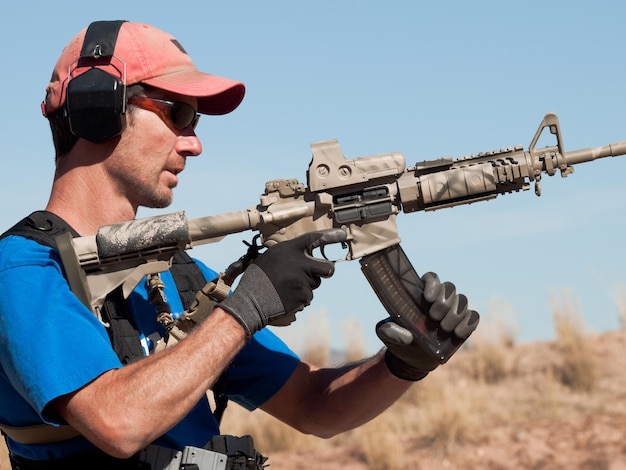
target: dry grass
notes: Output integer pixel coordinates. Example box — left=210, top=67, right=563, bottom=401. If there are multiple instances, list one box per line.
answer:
left=2, top=293, right=625, bottom=469
left=219, top=292, right=620, bottom=469
left=614, top=282, right=626, bottom=329
left=550, top=291, right=598, bottom=392
left=461, top=307, right=516, bottom=384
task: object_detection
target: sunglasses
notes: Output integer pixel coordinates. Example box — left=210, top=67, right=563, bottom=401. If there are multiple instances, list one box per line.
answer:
left=127, top=96, right=200, bottom=131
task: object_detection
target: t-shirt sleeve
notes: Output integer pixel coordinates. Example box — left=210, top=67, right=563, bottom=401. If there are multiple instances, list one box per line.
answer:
left=222, top=328, right=300, bottom=411
left=0, top=236, right=122, bottom=425
left=192, top=257, right=301, bottom=410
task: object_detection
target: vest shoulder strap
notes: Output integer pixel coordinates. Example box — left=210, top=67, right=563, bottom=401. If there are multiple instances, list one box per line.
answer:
left=1, top=210, right=79, bottom=248
left=169, top=251, right=208, bottom=309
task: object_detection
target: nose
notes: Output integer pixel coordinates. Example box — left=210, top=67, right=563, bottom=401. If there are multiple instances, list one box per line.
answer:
left=178, top=133, right=203, bottom=157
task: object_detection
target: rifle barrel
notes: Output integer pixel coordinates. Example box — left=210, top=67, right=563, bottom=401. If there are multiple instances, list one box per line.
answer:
left=564, top=140, right=626, bottom=166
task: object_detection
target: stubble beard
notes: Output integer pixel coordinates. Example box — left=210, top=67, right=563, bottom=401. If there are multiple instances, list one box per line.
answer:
left=110, top=159, right=176, bottom=210
left=131, top=176, right=175, bottom=209
left=139, top=187, right=174, bottom=209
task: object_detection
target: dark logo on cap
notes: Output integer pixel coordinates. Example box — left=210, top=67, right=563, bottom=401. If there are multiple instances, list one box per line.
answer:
left=171, top=39, right=188, bottom=55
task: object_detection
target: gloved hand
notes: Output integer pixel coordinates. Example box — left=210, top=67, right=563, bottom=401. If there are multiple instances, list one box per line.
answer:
left=376, top=272, right=479, bottom=381
left=219, top=229, right=347, bottom=337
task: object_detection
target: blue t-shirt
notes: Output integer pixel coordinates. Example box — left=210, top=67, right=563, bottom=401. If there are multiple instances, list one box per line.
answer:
left=0, top=234, right=300, bottom=461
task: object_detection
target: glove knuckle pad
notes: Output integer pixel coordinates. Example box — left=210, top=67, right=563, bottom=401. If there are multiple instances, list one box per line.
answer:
left=453, top=310, right=480, bottom=338
left=421, top=272, right=441, bottom=302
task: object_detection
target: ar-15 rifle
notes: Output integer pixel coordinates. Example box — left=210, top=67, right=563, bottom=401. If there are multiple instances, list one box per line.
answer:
left=56, top=113, right=626, bottom=363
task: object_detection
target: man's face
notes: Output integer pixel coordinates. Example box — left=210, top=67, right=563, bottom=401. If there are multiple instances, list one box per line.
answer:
left=104, top=90, right=202, bottom=210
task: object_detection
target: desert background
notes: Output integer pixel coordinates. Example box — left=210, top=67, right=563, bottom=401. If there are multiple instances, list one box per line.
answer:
left=1, top=295, right=625, bottom=469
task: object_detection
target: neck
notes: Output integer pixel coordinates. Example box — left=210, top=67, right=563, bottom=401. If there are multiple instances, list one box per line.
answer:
left=45, top=143, right=137, bottom=236
left=46, top=194, right=136, bottom=237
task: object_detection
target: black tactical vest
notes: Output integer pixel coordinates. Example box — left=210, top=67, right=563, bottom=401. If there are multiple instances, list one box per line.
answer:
left=0, top=211, right=207, bottom=364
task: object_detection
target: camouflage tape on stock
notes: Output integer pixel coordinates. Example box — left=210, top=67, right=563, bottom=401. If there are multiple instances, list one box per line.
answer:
left=96, top=211, right=189, bottom=259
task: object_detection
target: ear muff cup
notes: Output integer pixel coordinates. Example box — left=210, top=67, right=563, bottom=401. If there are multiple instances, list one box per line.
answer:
left=64, top=20, right=127, bottom=143
left=66, top=67, right=126, bottom=143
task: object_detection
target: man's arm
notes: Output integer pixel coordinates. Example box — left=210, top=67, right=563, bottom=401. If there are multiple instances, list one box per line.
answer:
left=53, top=308, right=246, bottom=458
left=52, top=230, right=344, bottom=458
left=260, top=352, right=410, bottom=438
left=261, top=271, right=478, bottom=437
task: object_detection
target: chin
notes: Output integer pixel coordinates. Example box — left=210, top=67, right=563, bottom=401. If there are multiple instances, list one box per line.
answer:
left=143, top=194, right=174, bottom=209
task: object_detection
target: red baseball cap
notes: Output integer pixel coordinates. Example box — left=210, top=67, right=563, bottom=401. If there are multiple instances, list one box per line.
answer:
left=42, top=21, right=245, bottom=117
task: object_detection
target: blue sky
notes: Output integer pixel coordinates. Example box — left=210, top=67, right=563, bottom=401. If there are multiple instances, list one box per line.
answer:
left=2, top=1, right=626, bottom=355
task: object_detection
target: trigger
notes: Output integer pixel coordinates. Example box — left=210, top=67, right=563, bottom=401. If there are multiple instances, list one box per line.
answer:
left=319, top=241, right=348, bottom=261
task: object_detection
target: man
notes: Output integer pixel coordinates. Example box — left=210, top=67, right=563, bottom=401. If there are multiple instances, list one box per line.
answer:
left=0, top=20, right=479, bottom=469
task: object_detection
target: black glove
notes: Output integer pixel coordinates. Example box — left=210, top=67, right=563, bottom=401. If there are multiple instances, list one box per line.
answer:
left=219, top=229, right=347, bottom=337
left=376, top=272, right=479, bottom=381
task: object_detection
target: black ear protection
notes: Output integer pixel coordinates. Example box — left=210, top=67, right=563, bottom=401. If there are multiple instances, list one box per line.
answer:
left=65, top=20, right=128, bottom=143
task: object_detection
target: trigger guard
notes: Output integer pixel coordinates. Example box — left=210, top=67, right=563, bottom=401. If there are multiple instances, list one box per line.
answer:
left=318, top=241, right=350, bottom=262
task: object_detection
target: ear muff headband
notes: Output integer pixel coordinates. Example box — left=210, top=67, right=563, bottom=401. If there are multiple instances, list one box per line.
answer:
left=66, top=20, right=128, bottom=143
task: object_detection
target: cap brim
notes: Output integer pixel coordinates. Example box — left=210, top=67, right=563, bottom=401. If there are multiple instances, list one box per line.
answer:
left=142, top=71, right=245, bottom=115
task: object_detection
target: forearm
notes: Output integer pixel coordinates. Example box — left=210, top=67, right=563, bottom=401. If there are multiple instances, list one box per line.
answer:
left=263, top=349, right=412, bottom=438
left=305, top=350, right=412, bottom=437
left=55, top=308, right=246, bottom=458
